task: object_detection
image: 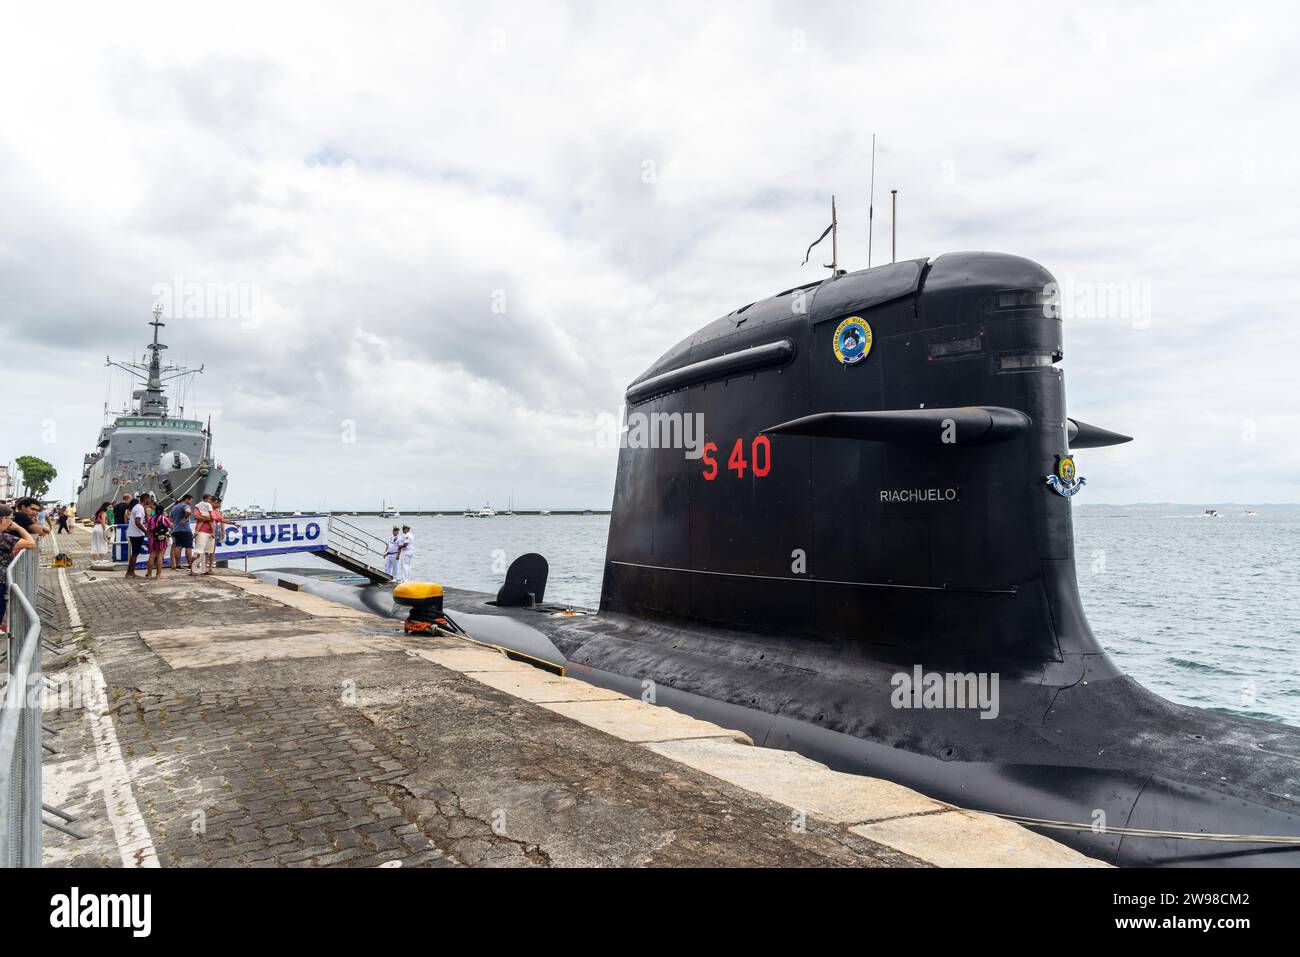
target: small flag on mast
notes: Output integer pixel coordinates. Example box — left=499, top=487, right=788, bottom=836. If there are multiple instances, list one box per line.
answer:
left=801, top=195, right=838, bottom=272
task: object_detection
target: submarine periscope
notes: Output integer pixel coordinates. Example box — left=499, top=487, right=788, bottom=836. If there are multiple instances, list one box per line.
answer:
left=346, top=251, right=1300, bottom=867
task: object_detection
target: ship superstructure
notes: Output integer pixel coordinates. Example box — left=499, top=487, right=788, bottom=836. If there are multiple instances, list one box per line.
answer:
left=75, top=306, right=228, bottom=517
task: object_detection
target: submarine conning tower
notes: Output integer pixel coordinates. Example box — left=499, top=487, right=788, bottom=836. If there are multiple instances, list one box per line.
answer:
left=602, top=252, right=1133, bottom=676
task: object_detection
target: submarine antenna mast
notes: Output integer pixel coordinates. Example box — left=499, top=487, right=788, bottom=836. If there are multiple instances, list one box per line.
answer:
left=890, top=189, right=898, bottom=263
left=828, top=195, right=838, bottom=275
left=868, top=134, right=876, bottom=267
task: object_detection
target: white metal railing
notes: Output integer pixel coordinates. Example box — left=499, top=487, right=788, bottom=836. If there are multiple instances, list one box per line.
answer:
left=324, top=515, right=391, bottom=570
left=0, top=547, right=43, bottom=866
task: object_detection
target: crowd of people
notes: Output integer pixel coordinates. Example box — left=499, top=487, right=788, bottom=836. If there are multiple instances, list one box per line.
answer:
left=384, top=524, right=416, bottom=582
left=1, top=490, right=237, bottom=568
left=107, top=491, right=238, bottom=580
left=3, top=492, right=414, bottom=618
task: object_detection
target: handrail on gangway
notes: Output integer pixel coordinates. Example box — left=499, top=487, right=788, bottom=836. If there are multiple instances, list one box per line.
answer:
left=315, top=515, right=393, bottom=584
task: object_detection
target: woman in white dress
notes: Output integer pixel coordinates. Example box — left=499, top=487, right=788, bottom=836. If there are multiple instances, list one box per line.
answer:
left=90, top=502, right=110, bottom=560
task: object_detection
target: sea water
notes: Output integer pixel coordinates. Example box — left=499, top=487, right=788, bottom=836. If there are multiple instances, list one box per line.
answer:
left=257, top=505, right=1300, bottom=727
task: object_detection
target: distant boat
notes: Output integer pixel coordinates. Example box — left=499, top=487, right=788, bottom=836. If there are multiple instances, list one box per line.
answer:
left=245, top=505, right=266, bottom=518
left=539, top=509, right=551, bottom=516
left=1243, top=508, right=1258, bottom=517
left=476, top=505, right=497, bottom=518
left=1203, top=508, right=1219, bottom=518
left=379, top=499, right=399, bottom=518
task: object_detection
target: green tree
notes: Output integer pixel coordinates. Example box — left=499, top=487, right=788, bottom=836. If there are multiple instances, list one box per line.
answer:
left=14, top=455, right=57, bottom=498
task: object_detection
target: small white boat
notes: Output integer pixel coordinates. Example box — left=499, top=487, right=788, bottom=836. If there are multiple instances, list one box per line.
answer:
left=1202, top=508, right=1219, bottom=518
left=379, top=499, right=399, bottom=518
left=1243, top=508, right=1257, bottom=517
left=476, top=505, right=497, bottom=518
left=539, top=509, right=551, bottom=516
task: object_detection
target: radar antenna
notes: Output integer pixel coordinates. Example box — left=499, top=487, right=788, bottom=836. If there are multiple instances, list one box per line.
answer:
left=104, top=304, right=205, bottom=417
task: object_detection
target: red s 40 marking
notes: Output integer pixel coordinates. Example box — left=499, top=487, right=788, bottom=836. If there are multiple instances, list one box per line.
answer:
left=702, top=436, right=772, bottom=481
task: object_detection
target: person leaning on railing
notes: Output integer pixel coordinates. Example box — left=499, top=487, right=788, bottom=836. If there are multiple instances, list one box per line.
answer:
left=12, top=497, right=49, bottom=539
left=0, top=505, right=38, bottom=633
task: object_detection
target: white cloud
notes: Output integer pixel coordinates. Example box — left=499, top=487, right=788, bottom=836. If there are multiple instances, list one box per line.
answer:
left=2, top=0, right=1298, bottom=506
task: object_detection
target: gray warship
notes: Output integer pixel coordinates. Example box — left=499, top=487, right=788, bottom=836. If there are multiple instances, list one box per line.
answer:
left=75, top=306, right=228, bottom=516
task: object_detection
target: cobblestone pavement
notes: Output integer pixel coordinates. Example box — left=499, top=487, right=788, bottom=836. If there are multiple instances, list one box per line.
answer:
left=40, top=530, right=924, bottom=868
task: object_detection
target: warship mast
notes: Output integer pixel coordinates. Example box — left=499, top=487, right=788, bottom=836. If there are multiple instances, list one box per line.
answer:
left=106, top=304, right=205, bottom=418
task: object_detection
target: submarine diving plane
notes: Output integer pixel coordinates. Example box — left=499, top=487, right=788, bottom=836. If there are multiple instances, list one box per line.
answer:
left=302, top=251, right=1300, bottom=867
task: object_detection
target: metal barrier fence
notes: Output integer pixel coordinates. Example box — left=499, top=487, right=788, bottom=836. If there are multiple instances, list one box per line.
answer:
left=0, top=545, right=43, bottom=867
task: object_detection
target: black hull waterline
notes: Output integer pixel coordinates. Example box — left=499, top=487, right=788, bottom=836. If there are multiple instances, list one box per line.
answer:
left=275, top=250, right=1300, bottom=867
left=258, top=572, right=1300, bottom=868
left=446, top=595, right=1300, bottom=868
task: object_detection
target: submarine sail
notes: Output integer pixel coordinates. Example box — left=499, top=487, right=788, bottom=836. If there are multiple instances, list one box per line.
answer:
left=335, top=251, right=1300, bottom=867
left=586, top=251, right=1300, bottom=865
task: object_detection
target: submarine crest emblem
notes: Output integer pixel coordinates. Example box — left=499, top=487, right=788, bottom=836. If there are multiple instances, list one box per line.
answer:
left=833, top=316, right=872, bottom=365
left=1045, top=454, right=1086, bottom=497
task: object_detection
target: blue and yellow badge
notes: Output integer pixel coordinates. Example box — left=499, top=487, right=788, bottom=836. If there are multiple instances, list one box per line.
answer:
left=833, top=316, right=872, bottom=365
left=1045, top=454, right=1086, bottom=497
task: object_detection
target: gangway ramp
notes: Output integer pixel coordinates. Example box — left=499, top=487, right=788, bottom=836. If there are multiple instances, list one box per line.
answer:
left=317, top=515, right=393, bottom=584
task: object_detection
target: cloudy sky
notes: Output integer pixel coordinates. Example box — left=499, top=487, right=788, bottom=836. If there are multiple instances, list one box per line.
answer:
left=2, top=0, right=1298, bottom=508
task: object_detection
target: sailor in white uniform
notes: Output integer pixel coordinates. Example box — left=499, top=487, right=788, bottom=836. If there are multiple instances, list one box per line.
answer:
left=399, top=525, right=414, bottom=583
left=384, top=527, right=401, bottom=580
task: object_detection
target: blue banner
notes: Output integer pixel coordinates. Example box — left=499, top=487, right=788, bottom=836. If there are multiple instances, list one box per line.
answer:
left=113, top=514, right=329, bottom=566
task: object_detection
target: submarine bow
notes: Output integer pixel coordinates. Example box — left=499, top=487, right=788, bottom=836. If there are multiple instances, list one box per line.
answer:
left=582, top=251, right=1300, bottom=866
left=403, top=251, right=1300, bottom=867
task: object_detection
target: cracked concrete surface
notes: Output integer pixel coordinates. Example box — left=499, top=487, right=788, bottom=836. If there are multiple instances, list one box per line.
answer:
left=40, top=533, right=926, bottom=868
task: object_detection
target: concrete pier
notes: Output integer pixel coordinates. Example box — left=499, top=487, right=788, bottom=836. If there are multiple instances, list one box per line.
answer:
left=37, top=527, right=1103, bottom=868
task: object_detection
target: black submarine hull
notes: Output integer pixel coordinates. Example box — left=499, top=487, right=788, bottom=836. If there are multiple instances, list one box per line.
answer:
left=276, top=250, right=1300, bottom=866
left=590, top=251, right=1300, bottom=865
left=450, top=592, right=1300, bottom=867
left=264, top=570, right=1300, bottom=867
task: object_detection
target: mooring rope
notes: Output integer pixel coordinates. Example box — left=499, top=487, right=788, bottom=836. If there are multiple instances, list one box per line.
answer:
left=989, top=811, right=1300, bottom=844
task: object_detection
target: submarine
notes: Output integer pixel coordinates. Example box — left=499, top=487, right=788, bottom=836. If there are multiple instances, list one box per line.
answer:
left=286, top=252, right=1300, bottom=866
